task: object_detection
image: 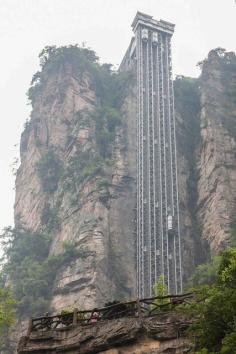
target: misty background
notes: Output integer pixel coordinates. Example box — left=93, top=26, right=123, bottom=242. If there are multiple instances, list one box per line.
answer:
left=0, top=0, right=235, bottom=231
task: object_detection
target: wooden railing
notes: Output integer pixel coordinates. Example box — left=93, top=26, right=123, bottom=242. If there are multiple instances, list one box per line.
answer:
left=28, top=293, right=193, bottom=333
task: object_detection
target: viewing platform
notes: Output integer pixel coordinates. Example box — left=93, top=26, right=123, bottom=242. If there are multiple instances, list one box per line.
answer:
left=18, top=293, right=193, bottom=354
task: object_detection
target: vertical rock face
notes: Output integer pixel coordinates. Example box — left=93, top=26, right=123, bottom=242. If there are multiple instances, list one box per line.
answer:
left=13, top=45, right=236, bottom=326
left=174, top=49, right=236, bottom=274
left=15, top=47, right=136, bottom=314
left=174, top=76, right=203, bottom=280
left=197, top=49, right=236, bottom=255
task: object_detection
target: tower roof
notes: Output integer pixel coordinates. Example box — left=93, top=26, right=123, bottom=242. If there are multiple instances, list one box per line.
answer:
left=131, top=11, right=175, bottom=35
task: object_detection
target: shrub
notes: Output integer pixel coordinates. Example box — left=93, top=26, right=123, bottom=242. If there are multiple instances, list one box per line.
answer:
left=186, top=247, right=236, bottom=353
left=0, top=287, right=16, bottom=352
left=41, top=204, right=61, bottom=232
left=150, top=275, right=169, bottom=309
left=36, top=150, right=62, bottom=193
left=28, top=45, right=132, bottom=192
left=0, top=226, right=77, bottom=317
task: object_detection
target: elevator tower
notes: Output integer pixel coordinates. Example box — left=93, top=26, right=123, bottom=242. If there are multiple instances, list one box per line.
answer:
left=121, top=12, right=183, bottom=297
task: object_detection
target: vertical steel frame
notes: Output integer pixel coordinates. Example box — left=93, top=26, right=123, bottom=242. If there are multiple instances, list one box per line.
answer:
left=134, top=16, right=182, bottom=297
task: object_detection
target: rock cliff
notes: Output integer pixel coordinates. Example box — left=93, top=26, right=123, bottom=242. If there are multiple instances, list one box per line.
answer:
left=9, top=45, right=236, bottom=351
left=175, top=48, right=236, bottom=274
left=14, top=46, right=136, bottom=315
left=174, top=75, right=202, bottom=280
left=197, top=49, right=236, bottom=255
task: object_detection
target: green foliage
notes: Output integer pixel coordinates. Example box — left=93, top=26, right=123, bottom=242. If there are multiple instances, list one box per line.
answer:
left=221, top=322, right=236, bottom=354
left=27, top=44, right=132, bottom=107
left=75, top=110, right=91, bottom=128
left=28, top=45, right=132, bottom=192
left=60, top=308, right=74, bottom=315
left=35, top=138, right=43, bottom=147
left=188, top=255, right=220, bottom=287
left=174, top=76, right=200, bottom=160
left=66, top=103, right=123, bottom=189
left=91, top=66, right=132, bottom=158
left=36, top=150, right=62, bottom=193
left=174, top=76, right=201, bottom=257
left=60, top=307, right=85, bottom=320
left=61, top=240, right=78, bottom=259
left=82, top=159, right=102, bottom=179
left=0, top=226, right=77, bottom=317
left=91, top=106, right=122, bottom=158
left=194, top=350, right=212, bottom=354
left=203, top=49, right=236, bottom=137
left=151, top=275, right=169, bottom=308
left=208, top=48, right=236, bottom=73
left=93, top=65, right=133, bottom=107
left=62, top=150, right=103, bottom=191
left=218, top=248, right=236, bottom=288
left=0, top=287, right=16, bottom=352
left=230, top=221, right=236, bottom=247
left=41, top=204, right=61, bottom=232
left=174, top=76, right=200, bottom=114
left=27, top=45, right=99, bottom=103
left=38, top=45, right=98, bottom=73
left=187, top=247, right=236, bottom=353
left=97, top=178, right=110, bottom=189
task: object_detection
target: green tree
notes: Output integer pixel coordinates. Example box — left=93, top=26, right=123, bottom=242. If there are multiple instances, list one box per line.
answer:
left=0, top=226, right=78, bottom=317
left=187, top=247, right=236, bottom=353
left=187, top=255, right=220, bottom=287
left=151, top=275, right=169, bottom=308
left=36, top=150, right=62, bottom=193
left=0, top=287, right=16, bottom=351
left=221, top=322, right=236, bottom=354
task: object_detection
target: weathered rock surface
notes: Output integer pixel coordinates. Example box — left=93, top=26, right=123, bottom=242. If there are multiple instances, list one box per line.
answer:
left=13, top=47, right=236, bottom=352
left=175, top=76, right=202, bottom=280
left=196, top=49, right=236, bottom=255
left=15, top=56, right=136, bottom=313
left=18, top=313, right=192, bottom=354
left=174, top=49, right=236, bottom=270
left=15, top=48, right=236, bottom=301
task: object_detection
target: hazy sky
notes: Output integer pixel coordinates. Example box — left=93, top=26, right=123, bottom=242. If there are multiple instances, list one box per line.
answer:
left=0, top=0, right=235, bottom=232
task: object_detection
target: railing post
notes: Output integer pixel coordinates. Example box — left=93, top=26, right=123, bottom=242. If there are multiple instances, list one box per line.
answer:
left=73, top=308, right=78, bottom=326
left=136, top=299, right=143, bottom=320
left=27, top=318, right=33, bottom=336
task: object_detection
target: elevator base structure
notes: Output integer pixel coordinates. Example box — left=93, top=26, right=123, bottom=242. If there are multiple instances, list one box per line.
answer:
left=120, top=12, right=183, bottom=297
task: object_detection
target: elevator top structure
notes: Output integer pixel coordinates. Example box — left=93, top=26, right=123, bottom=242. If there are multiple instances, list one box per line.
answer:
left=119, top=12, right=175, bottom=71
left=131, top=11, right=175, bottom=35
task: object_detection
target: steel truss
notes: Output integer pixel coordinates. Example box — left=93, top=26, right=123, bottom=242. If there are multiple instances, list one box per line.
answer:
left=135, top=23, right=182, bottom=297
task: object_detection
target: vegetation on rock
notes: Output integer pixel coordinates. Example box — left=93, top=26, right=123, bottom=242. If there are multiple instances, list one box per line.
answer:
left=0, top=226, right=77, bottom=317
left=201, top=48, right=236, bottom=137
left=174, top=75, right=200, bottom=179
left=0, top=287, right=16, bottom=352
left=40, top=204, right=61, bottom=233
left=27, top=44, right=132, bottom=107
left=151, top=276, right=169, bottom=307
left=27, top=45, right=98, bottom=104
left=36, top=150, right=63, bottom=193
left=186, top=247, right=236, bottom=353
left=174, top=75, right=203, bottom=265
left=29, top=45, right=132, bottom=196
